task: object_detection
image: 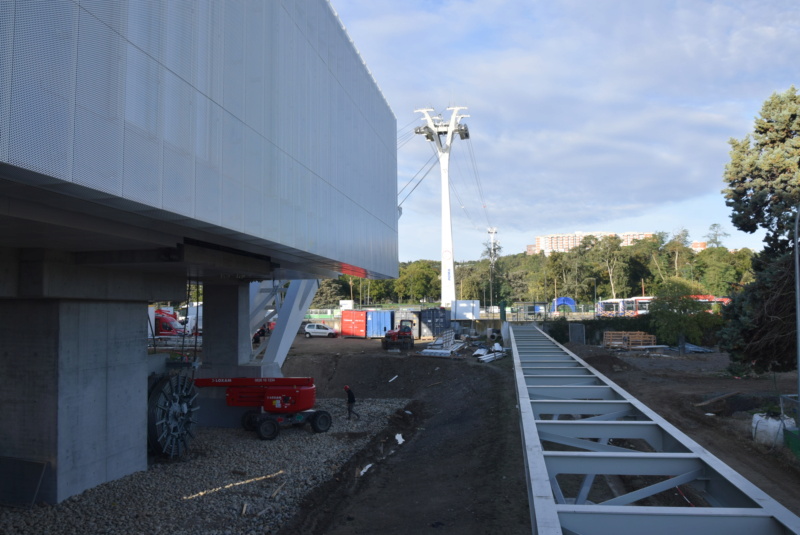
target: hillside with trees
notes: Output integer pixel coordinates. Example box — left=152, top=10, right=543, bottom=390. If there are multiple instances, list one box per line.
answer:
left=311, top=228, right=753, bottom=311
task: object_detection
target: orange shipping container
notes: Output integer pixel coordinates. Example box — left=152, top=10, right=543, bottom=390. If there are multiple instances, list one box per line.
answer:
left=341, top=310, right=367, bottom=338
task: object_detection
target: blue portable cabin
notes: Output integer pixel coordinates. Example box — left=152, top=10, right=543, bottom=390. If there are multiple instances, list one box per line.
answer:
left=366, top=310, right=394, bottom=338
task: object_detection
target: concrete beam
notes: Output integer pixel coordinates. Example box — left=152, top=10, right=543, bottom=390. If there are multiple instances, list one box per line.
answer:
left=13, top=249, right=186, bottom=301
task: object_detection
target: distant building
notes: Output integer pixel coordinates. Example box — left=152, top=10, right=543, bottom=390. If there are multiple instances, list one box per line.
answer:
left=527, top=232, right=654, bottom=256
left=691, top=241, right=708, bottom=252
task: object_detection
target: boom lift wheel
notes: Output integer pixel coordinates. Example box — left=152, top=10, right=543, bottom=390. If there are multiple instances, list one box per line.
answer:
left=257, top=417, right=280, bottom=440
left=242, top=409, right=260, bottom=431
left=310, top=410, right=332, bottom=433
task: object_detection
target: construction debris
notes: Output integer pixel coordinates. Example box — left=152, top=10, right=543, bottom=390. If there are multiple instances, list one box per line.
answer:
left=473, top=343, right=506, bottom=363
left=419, top=329, right=466, bottom=357
left=694, top=392, right=741, bottom=408
left=671, top=343, right=714, bottom=353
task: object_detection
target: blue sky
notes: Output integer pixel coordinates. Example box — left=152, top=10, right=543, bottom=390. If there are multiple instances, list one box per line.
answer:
left=331, top=0, right=799, bottom=262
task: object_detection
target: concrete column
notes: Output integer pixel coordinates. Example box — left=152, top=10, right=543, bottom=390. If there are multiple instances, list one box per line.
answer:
left=0, top=249, right=186, bottom=505
left=196, top=281, right=259, bottom=427
left=0, top=300, right=147, bottom=504
left=201, top=281, right=253, bottom=373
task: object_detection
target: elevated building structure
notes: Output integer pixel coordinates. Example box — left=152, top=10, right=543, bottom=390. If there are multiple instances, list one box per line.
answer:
left=0, top=0, right=396, bottom=504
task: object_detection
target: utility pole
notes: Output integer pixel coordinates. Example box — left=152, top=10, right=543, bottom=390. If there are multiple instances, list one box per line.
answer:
left=488, top=227, right=498, bottom=316
left=415, top=107, right=470, bottom=307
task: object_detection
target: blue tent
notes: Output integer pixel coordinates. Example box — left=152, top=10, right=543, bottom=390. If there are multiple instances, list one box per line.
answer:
left=550, top=297, right=576, bottom=313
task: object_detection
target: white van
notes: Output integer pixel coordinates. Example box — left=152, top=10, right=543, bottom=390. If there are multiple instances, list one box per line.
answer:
left=303, top=323, right=337, bottom=338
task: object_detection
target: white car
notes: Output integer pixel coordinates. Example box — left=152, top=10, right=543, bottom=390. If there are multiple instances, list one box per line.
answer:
left=304, top=323, right=337, bottom=338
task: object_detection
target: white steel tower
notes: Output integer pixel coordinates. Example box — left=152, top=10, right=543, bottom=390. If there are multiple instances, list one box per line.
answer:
left=414, top=107, right=470, bottom=307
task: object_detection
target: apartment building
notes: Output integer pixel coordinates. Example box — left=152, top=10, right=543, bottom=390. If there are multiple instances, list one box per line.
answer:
left=527, top=232, right=655, bottom=256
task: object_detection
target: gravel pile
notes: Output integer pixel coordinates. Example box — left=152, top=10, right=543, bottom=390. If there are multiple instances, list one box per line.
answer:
left=0, top=398, right=410, bottom=535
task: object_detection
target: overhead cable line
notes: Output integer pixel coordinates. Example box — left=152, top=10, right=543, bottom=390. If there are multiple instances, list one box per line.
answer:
left=448, top=143, right=483, bottom=232
left=466, top=138, right=492, bottom=228
left=398, top=157, right=438, bottom=208
left=396, top=116, right=420, bottom=150
left=397, top=130, right=417, bottom=150
left=397, top=116, right=418, bottom=134
left=398, top=151, right=437, bottom=197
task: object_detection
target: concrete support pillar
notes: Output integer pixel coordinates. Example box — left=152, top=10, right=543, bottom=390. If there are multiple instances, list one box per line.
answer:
left=201, top=281, right=254, bottom=375
left=1, top=300, right=148, bottom=504
left=196, top=281, right=259, bottom=427
left=0, top=249, right=186, bottom=505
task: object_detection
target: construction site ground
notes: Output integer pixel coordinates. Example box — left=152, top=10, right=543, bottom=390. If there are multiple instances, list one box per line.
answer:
left=276, top=332, right=800, bottom=532
left=274, top=333, right=800, bottom=533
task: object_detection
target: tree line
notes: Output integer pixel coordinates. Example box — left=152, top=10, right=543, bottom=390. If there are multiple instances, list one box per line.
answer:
left=312, top=228, right=753, bottom=310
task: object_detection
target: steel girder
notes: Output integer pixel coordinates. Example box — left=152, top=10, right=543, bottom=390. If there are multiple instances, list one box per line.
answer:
left=510, top=324, right=800, bottom=535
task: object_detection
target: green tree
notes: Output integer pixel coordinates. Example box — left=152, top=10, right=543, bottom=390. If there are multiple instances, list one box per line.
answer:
left=663, top=228, right=694, bottom=278
left=648, top=277, right=710, bottom=354
left=723, top=86, right=800, bottom=252
left=502, top=270, right=529, bottom=302
left=625, top=234, right=665, bottom=296
left=310, top=278, right=349, bottom=308
left=731, top=248, right=755, bottom=286
left=704, top=223, right=730, bottom=248
left=523, top=253, right=548, bottom=303
left=719, top=252, right=796, bottom=372
left=547, top=252, right=574, bottom=298
left=455, top=260, right=490, bottom=302
left=395, top=261, right=440, bottom=304
left=367, top=278, right=395, bottom=304
left=719, top=87, right=800, bottom=371
left=569, top=235, right=599, bottom=302
left=591, top=235, right=628, bottom=298
left=694, top=246, right=748, bottom=296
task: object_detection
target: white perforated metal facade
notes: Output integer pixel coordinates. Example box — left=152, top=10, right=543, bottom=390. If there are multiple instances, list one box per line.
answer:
left=0, top=0, right=398, bottom=279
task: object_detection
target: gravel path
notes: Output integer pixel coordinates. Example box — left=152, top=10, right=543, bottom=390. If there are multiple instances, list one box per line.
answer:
left=0, top=398, right=409, bottom=535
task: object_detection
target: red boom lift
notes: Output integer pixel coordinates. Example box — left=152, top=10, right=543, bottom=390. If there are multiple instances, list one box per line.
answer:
left=194, top=377, right=332, bottom=440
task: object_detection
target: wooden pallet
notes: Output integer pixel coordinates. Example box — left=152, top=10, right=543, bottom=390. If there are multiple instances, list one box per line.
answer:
left=603, top=331, right=656, bottom=349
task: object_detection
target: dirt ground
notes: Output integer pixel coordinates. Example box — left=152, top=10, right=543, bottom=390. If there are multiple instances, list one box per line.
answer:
left=273, top=333, right=800, bottom=534
left=277, top=335, right=531, bottom=535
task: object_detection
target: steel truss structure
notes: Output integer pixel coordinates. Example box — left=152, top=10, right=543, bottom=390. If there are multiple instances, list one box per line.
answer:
left=510, top=324, right=800, bottom=535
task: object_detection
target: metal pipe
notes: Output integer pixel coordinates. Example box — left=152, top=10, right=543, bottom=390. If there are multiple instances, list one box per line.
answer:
left=795, top=208, right=800, bottom=404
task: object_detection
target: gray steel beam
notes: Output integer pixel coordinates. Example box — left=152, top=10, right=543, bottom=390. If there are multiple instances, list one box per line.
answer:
left=535, top=421, right=689, bottom=453
left=525, top=375, right=604, bottom=386
left=530, top=400, right=639, bottom=419
left=527, top=385, right=621, bottom=400
left=544, top=451, right=705, bottom=477
left=558, top=506, right=794, bottom=535
left=510, top=324, right=800, bottom=535
left=521, top=366, right=589, bottom=374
